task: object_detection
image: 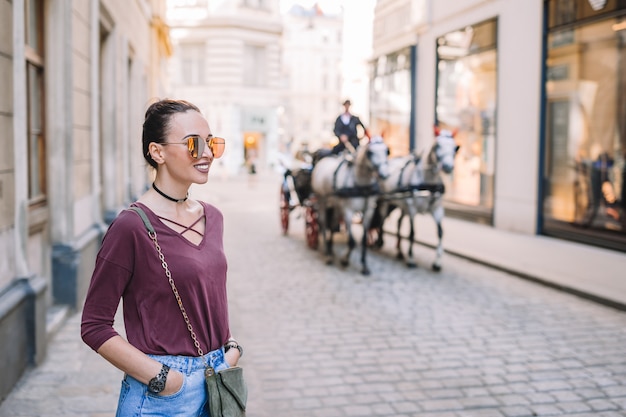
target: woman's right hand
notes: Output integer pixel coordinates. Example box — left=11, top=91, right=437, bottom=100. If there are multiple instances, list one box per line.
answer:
left=160, top=369, right=184, bottom=396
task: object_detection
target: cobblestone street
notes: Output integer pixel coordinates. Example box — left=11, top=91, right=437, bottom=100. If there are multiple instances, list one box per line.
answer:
left=1, top=171, right=625, bottom=417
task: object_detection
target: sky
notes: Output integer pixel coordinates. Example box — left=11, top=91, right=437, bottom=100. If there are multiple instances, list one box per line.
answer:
left=280, top=0, right=377, bottom=112
left=279, top=0, right=376, bottom=60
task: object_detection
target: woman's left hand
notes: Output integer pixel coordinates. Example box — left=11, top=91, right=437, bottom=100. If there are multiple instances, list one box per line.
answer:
left=224, top=347, right=241, bottom=367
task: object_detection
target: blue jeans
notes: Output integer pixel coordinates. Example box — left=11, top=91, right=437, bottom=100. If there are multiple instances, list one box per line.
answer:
left=115, top=348, right=230, bottom=417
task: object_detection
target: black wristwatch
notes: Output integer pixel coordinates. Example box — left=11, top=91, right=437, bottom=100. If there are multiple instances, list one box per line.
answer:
left=224, top=339, right=243, bottom=358
left=148, top=364, right=170, bottom=394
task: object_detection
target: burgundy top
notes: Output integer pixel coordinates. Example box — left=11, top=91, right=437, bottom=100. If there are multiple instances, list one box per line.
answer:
left=81, top=201, right=230, bottom=356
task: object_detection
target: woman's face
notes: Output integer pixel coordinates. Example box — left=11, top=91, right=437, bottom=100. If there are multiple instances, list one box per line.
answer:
left=162, top=110, right=214, bottom=183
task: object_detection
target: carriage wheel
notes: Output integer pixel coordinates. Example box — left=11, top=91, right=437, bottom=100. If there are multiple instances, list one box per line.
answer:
left=305, top=204, right=319, bottom=250
left=280, top=188, right=290, bottom=235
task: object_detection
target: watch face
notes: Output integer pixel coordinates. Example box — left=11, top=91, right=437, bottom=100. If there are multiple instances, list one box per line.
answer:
left=148, top=364, right=170, bottom=394
left=149, top=378, right=166, bottom=393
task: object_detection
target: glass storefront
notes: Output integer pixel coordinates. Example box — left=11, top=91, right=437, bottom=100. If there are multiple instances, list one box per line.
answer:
left=370, top=47, right=412, bottom=157
left=542, top=0, right=626, bottom=251
left=435, top=19, right=498, bottom=221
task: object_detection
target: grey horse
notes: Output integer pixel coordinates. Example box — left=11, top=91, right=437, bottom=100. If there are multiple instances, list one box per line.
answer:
left=373, top=129, right=459, bottom=271
left=310, top=139, right=390, bottom=275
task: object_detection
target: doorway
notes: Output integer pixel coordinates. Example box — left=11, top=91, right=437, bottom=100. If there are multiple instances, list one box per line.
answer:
left=244, top=132, right=262, bottom=174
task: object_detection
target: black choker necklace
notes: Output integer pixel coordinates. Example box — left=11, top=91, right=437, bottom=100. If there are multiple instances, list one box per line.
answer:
left=152, top=182, right=188, bottom=203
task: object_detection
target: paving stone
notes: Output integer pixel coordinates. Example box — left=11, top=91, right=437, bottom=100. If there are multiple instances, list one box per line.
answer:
left=530, top=380, right=572, bottom=391
left=292, top=397, right=323, bottom=409
left=409, top=412, right=458, bottom=417
left=577, top=387, right=608, bottom=400
left=548, top=390, right=582, bottom=402
left=370, top=403, right=396, bottom=415
left=343, top=405, right=373, bottom=416
left=500, top=405, right=534, bottom=417
left=588, top=398, right=621, bottom=411
left=494, top=394, right=531, bottom=406
left=419, top=399, right=464, bottom=412
left=524, top=392, right=555, bottom=404
left=391, top=400, right=420, bottom=413
left=457, top=409, right=505, bottom=417
left=459, top=395, right=501, bottom=408
left=426, top=388, right=465, bottom=399
left=556, top=401, right=592, bottom=413
left=529, top=404, right=563, bottom=415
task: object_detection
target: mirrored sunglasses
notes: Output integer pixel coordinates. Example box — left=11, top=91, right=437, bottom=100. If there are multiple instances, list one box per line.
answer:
left=163, top=135, right=226, bottom=159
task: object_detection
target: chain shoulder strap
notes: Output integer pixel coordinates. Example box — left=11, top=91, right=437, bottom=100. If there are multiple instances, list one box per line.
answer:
left=128, top=207, right=210, bottom=368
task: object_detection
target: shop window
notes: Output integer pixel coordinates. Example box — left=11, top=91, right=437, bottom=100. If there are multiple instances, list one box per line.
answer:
left=435, top=19, right=497, bottom=219
left=548, top=0, right=625, bottom=28
left=25, top=0, right=46, bottom=203
left=369, top=47, right=412, bottom=156
left=542, top=1, right=626, bottom=251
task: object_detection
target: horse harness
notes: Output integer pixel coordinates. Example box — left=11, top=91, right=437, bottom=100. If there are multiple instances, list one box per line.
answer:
left=381, top=155, right=445, bottom=201
left=332, top=158, right=380, bottom=197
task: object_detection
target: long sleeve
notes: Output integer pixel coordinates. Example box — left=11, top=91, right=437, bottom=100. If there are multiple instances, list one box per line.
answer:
left=81, top=203, right=231, bottom=356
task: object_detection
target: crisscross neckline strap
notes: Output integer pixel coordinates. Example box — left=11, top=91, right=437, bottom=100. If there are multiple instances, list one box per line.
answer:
left=156, top=213, right=205, bottom=238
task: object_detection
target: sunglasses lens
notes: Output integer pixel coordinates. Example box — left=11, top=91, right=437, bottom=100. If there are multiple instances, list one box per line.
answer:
left=209, top=138, right=225, bottom=158
left=183, top=136, right=224, bottom=159
left=185, top=136, right=198, bottom=158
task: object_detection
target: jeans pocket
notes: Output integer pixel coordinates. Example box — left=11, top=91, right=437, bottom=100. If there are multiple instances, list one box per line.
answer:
left=148, top=373, right=187, bottom=399
left=115, top=377, right=131, bottom=417
left=141, top=370, right=207, bottom=416
left=213, top=349, right=231, bottom=372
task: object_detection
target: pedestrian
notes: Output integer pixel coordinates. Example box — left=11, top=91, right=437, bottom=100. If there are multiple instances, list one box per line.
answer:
left=81, top=98, right=243, bottom=416
left=332, top=99, right=370, bottom=155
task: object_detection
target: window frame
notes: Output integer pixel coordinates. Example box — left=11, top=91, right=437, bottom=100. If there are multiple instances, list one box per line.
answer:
left=25, top=0, right=47, bottom=206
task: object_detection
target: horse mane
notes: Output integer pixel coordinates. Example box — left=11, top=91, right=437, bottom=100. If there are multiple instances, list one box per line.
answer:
left=403, top=142, right=442, bottom=187
left=353, top=144, right=374, bottom=181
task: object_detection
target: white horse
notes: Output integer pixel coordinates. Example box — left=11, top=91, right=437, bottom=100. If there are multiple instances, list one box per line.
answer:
left=310, top=139, right=390, bottom=275
left=373, top=129, right=458, bottom=271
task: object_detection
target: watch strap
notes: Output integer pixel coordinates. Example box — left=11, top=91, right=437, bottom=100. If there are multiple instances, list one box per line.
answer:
left=225, top=339, right=243, bottom=358
left=148, top=363, right=170, bottom=393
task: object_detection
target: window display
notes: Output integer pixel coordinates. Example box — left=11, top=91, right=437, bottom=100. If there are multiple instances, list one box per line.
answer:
left=542, top=0, right=626, bottom=251
left=435, top=19, right=497, bottom=217
left=370, top=47, right=412, bottom=156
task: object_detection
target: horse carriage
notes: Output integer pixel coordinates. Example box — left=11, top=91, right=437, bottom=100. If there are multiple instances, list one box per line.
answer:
left=279, top=129, right=458, bottom=274
left=279, top=153, right=320, bottom=250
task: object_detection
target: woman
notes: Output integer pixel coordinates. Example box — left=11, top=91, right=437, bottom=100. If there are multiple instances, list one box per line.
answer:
left=81, top=99, right=242, bottom=416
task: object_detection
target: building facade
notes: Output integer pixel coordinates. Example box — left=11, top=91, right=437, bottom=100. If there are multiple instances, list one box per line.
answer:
left=166, top=0, right=283, bottom=175
left=281, top=3, right=344, bottom=152
left=0, top=0, right=170, bottom=402
left=371, top=0, right=626, bottom=306
left=370, top=0, right=427, bottom=156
